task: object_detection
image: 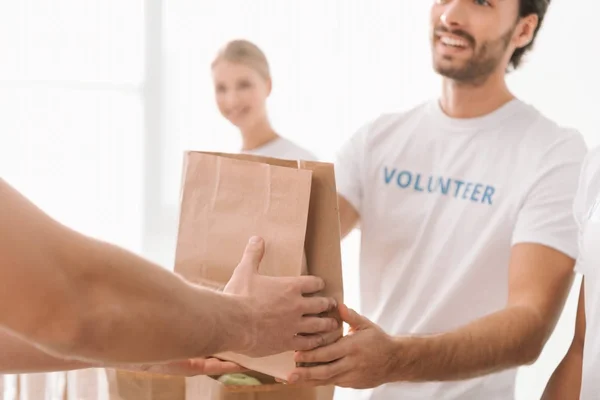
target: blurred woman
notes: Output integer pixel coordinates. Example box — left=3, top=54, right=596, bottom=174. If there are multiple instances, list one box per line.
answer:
left=211, top=39, right=316, bottom=161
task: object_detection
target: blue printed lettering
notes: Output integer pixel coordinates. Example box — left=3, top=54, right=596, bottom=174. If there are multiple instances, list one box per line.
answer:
left=381, top=166, right=496, bottom=206
left=439, top=178, right=450, bottom=195
left=427, top=176, right=438, bottom=193
left=397, top=171, right=412, bottom=188
left=453, top=180, right=465, bottom=198
left=384, top=167, right=397, bottom=184
left=471, top=184, right=482, bottom=202
left=414, top=174, right=424, bottom=192
left=482, top=186, right=495, bottom=205
left=462, top=183, right=473, bottom=200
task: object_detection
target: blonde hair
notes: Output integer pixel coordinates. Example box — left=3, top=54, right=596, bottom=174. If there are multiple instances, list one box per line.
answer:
left=212, top=39, right=271, bottom=81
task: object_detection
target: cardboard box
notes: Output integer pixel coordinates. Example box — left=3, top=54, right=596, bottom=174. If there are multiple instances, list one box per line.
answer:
left=109, top=152, right=344, bottom=399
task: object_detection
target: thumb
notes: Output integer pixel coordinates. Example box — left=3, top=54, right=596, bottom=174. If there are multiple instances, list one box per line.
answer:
left=339, top=303, right=371, bottom=331
left=235, top=236, right=265, bottom=275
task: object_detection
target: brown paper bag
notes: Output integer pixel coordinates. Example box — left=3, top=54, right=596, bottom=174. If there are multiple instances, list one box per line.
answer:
left=110, top=152, right=344, bottom=400
left=185, top=372, right=335, bottom=400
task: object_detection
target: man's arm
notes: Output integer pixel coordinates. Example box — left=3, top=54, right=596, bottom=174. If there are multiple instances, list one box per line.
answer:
left=388, top=243, right=575, bottom=381
left=0, top=178, right=337, bottom=364
left=290, top=243, right=577, bottom=387
left=541, top=280, right=585, bottom=399
left=0, top=327, right=245, bottom=376
left=338, top=195, right=359, bottom=239
left=0, top=327, right=89, bottom=373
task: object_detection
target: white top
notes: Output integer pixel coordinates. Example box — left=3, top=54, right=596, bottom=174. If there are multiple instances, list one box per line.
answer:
left=335, top=99, right=587, bottom=400
left=242, top=137, right=317, bottom=161
left=573, top=146, right=600, bottom=400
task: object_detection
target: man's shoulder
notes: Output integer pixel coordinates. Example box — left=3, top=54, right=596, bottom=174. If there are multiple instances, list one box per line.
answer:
left=357, top=102, right=431, bottom=144
left=516, top=103, right=588, bottom=164
left=522, top=103, right=586, bottom=146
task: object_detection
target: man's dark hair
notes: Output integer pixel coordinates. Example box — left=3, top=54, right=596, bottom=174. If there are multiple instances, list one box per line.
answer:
left=509, top=0, right=551, bottom=70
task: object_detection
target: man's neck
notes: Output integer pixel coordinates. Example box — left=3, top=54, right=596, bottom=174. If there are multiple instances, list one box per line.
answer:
left=241, top=120, right=279, bottom=151
left=440, top=73, right=515, bottom=119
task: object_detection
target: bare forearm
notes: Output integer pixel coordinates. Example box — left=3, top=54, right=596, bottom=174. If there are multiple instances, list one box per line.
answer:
left=390, top=306, right=546, bottom=382
left=4, top=238, right=250, bottom=364
left=542, top=281, right=585, bottom=399
left=43, top=237, right=251, bottom=363
left=338, top=195, right=359, bottom=239
left=0, top=179, right=250, bottom=364
left=541, top=349, right=583, bottom=399
left=0, top=326, right=198, bottom=375
left=0, top=328, right=93, bottom=373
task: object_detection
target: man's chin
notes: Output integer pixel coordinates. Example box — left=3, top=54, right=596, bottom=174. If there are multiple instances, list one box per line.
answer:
left=434, top=64, right=463, bottom=80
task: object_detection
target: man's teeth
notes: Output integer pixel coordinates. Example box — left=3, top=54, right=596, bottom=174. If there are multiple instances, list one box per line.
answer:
left=441, top=37, right=468, bottom=47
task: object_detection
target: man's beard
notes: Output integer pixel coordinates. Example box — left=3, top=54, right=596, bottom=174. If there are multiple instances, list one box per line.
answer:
left=432, top=25, right=514, bottom=84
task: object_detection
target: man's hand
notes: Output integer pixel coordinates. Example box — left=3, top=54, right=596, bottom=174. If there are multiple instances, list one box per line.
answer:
left=124, top=357, right=246, bottom=377
left=224, top=237, right=339, bottom=358
left=287, top=304, right=395, bottom=389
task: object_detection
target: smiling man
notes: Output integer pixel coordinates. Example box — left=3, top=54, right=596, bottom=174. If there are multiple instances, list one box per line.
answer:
left=287, top=0, right=588, bottom=399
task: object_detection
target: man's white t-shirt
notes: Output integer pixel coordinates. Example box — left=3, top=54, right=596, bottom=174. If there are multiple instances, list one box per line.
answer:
left=335, top=99, right=587, bottom=400
left=573, top=146, right=600, bottom=400
left=242, top=137, right=317, bottom=161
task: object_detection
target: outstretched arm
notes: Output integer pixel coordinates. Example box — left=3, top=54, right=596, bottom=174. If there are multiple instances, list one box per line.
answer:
left=0, top=179, right=337, bottom=365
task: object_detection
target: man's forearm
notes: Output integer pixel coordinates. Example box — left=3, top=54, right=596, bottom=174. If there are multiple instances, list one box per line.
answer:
left=0, top=179, right=251, bottom=364
left=389, top=305, right=546, bottom=382
left=0, top=328, right=92, bottom=373
left=541, top=348, right=583, bottom=399
left=542, top=281, right=585, bottom=400
left=32, top=236, right=251, bottom=364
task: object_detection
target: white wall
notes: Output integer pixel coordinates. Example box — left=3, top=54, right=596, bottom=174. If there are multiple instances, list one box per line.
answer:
left=149, top=1, right=600, bottom=399
left=0, top=1, right=146, bottom=399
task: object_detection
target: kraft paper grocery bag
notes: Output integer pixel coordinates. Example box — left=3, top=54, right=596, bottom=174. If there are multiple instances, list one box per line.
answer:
left=106, top=369, right=185, bottom=400
left=109, top=152, right=343, bottom=400
left=184, top=372, right=335, bottom=400
left=175, top=152, right=313, bottom=295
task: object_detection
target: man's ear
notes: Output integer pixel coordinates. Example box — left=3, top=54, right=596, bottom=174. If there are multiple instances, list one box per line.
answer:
left=514, top=14, right=539, bottom=49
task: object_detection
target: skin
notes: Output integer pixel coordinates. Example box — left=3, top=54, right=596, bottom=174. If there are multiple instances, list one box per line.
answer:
left=212, top=59, right=279, bottom=151
left=284, top=0, right=576, bottom=389
left=541, top=281, right=586, bottom=399
left=0, top=178, right=339, bottom=373
left=0, top=327, right=246, bottom=376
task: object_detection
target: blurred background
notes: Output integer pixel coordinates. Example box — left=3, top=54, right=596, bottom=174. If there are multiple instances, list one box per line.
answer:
left=0, top=1, right=598, bottom=399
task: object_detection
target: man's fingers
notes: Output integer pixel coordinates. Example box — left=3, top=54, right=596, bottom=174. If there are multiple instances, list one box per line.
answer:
left=339, top=303, right=370, bottom=330
left=294, top=337, right=347, bottom=364
left=298, top=316, right=338, bottom=335
left=292, top=326, right=343, bottom=351
left=295, top=275, right=326, bottom=294
left=234, top=236, right=265, bottom=275
left=288, top=359, right=347, bottom=383
left=301, top=296, right=337, bottom=315
left=317, top=329, right=342, bottom=347
left=292, top=333, right=326, bottom=351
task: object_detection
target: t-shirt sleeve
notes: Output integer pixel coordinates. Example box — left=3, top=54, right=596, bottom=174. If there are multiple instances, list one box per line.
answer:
left=512, top=132, right=588, bottom=259
left=334, top=122, right=371, bottom=213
